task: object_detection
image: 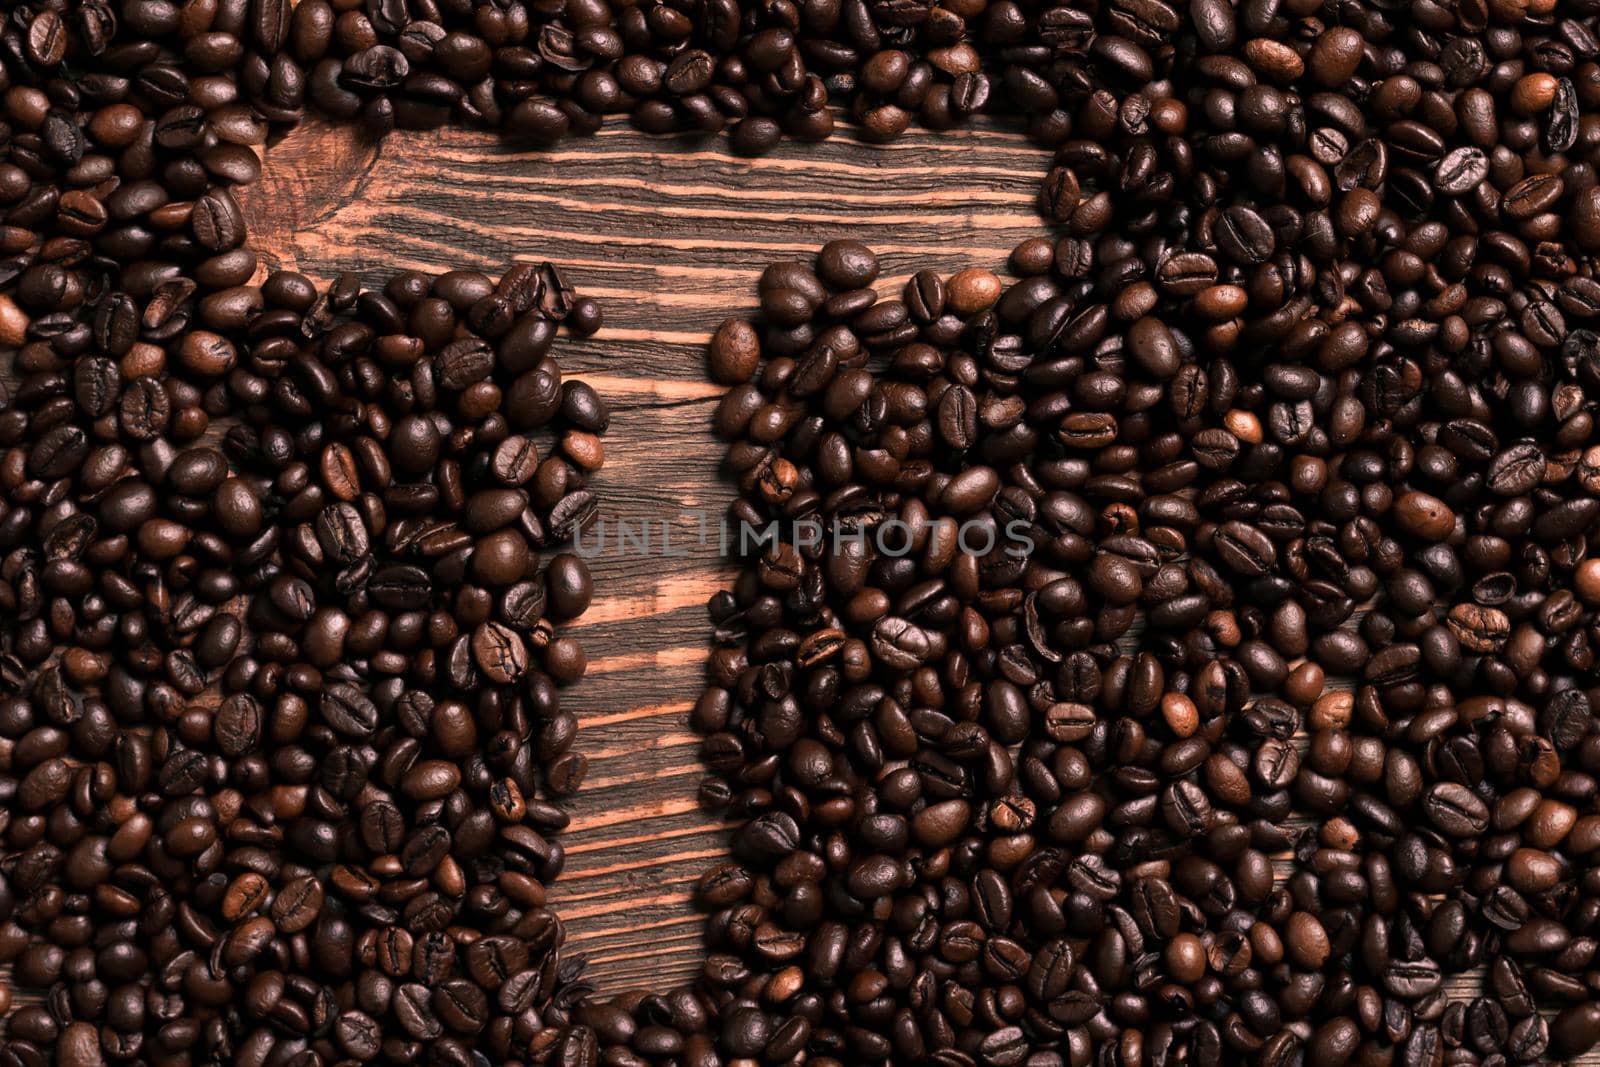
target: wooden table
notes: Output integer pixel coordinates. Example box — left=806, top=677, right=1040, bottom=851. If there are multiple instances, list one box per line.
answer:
left=242, top=117, right=1055, bottom=990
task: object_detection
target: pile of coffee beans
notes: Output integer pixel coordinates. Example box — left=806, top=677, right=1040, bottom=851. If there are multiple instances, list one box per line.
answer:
left=665, top=0, right=1600, bottom=1060
left=0, top=3, right=641, bottom=1062
left=691, top=229, right=1600, bottom=1067
left=96, top=0, right=1076, bottom=153
left=0, top=252, right=609, bottom=1065
left=1, top=0, right=1097, bottom=189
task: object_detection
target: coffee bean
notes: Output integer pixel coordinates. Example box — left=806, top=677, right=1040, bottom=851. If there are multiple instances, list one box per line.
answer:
left=393, top=983, right=443, bottom=1040
left=319, top=682, right=379, bottom=738
left=270, top=875, right=325, bottom=933
left=1424, top=782, right=1492, bottom=837
left=708, top=319, right=761, bottom=383
left=25, top=10, right=67, bottom=66
left=214, top=693, right=262, bottom=757
left=472, top=621, right=529, bottom=683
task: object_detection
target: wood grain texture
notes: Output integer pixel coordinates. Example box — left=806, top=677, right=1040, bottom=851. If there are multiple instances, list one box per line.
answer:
left=242, top=116, right=1055, bottom=992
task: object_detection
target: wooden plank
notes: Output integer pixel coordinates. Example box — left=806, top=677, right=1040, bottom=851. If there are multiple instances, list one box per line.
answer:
left=242, top=116, right=1056, bottom=990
